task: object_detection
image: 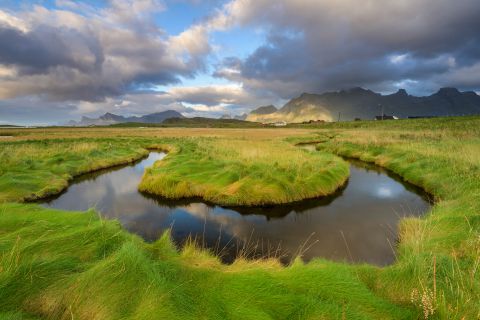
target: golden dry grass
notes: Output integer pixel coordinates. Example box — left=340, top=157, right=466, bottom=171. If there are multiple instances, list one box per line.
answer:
left=0, top=127, right=315, bottom=141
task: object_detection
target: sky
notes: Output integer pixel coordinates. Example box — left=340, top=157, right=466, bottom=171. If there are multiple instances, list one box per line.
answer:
left=0, top=0, right=479, bottom=125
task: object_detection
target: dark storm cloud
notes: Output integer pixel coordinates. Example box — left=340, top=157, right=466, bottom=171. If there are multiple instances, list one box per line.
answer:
left=0, top=24, right=104, bottom=76
left=241, top=33, right=307, bottom=81
left=214, top=0, right=480, bottom=96
left=0, top=1, right=211, bottom=102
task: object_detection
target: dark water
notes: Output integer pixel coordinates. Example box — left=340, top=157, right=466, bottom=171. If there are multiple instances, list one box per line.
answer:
left=40, top=150, right=431, bottom=266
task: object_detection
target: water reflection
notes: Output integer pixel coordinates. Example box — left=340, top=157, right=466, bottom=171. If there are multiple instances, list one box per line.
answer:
left=40, top=151, right=431, bottom=266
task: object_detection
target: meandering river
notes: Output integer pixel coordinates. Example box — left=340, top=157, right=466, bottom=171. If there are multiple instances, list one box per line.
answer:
left=41, top=150, right=430, bottom=265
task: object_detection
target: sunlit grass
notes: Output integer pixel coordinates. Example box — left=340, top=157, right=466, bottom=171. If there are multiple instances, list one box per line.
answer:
left=291, top=119, right=480, bottom=319
left=0, top=139, right=149, bottom=202
left=0, top=116, right=479, bottom=319
left=139, top=137, right=349, bottom=205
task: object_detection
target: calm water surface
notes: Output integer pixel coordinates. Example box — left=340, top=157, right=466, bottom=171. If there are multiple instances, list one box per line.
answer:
left=41, top=150, right=431, bottom=265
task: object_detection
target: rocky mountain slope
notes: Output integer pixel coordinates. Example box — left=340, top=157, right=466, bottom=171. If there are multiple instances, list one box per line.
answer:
left=245, top=105, right=278, bottom=122
left=247, top=88, right=480, bottom=123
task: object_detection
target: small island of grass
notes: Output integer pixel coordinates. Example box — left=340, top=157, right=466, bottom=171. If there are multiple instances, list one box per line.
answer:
left=139, top=138, right=349, bottom=206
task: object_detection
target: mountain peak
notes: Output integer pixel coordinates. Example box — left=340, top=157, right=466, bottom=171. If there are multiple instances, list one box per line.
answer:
left=464, top=91, right=480, bottom=98
left=436, top=87, right=461, bottom=96
left=299, top=92, right=312, bottom=98
left=234, top=113, right=248, bottom=120
left=99, top=112, right=124, bottom=121
left=341, top=87, right=377, bottom=96
left=250, top=105, right=278, bottom=115
left=138, top=110, right=184, bottom=123
left=347, top=87, right=369, bottom=93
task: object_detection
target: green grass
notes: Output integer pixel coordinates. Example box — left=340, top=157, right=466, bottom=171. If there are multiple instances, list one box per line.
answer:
left=109, top=117, right=264, bottom=128
left=139, top=138, right=349, bottom=205
left=0, top=203, right=416, bottom=319
left=0, top=139, right=150, bottom=202
left=0, top=116, right=479, bottom=319
left=0, top=125, right=22, bottom=128
left=0, top=137, right=348, bottom=206
left=290, top=118, right=480, bottom=319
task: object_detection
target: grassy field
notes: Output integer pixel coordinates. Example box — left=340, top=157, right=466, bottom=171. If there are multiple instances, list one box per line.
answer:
left=108, top=117, right=264, bottom=128
left=0, top=139, right=151, bottom=202
left=0, top=133, right=349, bottom=206
left=139, top=138, right=349, bottom=205
left=0, top=117, right=479, bottom=319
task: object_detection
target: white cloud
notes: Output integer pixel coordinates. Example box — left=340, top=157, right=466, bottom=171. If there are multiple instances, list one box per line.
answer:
left=0, top=9, right=29, bottom=32
left=390, top=54, right=408, bottom=64
left=0, top=1, right=212, bottom=102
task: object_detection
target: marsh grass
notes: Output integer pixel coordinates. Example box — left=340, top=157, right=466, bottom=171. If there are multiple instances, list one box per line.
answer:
left=296, top=118, right=480, bottom=319
left=0, top=116, right=479, bottom=319
left=0, top=139, right=153, bottom=202
left=139, top=137, right=349, bottom=205
left=0, top=135, right=349, bottom=206
left=0, top=203, right=415, bottom=319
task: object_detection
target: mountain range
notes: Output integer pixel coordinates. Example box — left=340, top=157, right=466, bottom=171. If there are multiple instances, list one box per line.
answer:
left=67, top=110, right=184, bottom=126
left=246, top=87, right=480, bottom=123
left=67, top=87, right=480, bottom=126
left=220, top=113, right=248, bottom=120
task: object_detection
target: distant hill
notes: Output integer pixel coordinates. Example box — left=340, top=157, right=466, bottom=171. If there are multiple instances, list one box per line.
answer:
left=67, top=110, right=184, bottom=126
left=251, top=105, right=278, bottom=115
left=246, top=105, right=278, bottom=122
left=234, top=113, right=248, bottom=120
left=219, top=113, right=248, bottom=120
left=246, top=88, right=480, bottom=123
left=0, top=124, right=22, bottom=128
left=108, top=117, right=261, bottom=128
left=161, top=117, right=262, bottom=128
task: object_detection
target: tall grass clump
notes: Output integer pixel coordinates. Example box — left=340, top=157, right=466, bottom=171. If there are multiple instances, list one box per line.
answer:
left=0, top=138, right=152, bottom=202
left=138, top=137, right=349, bottom=205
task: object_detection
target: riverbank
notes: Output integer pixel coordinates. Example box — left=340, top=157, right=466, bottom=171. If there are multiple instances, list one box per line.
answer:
left=290, top=119, right=480, bottom=318
left=138, top=138, right=349, bottom=206
left=39, top=150, right=429, bottom=266
left=0, top=139, right=151, bottom=202
left=0, top=136, right=349, bottom=206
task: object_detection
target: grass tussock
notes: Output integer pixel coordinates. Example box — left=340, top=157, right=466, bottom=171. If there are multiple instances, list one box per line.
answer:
left=139, top=137, right=349, bottom=205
